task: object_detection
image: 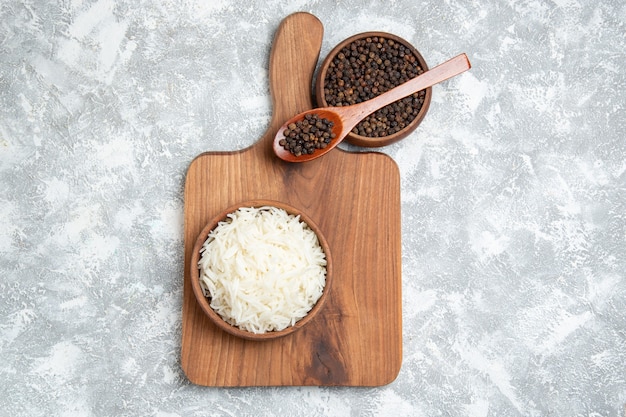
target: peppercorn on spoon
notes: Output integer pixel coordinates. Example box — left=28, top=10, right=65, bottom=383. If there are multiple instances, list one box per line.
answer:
left=273, top=53, right=471, bottom=162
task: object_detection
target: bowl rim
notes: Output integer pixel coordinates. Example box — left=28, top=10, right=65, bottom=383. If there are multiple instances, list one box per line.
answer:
left=189, top=199, right=332, bottom=341
left=314, top=31, right=432, bottom=148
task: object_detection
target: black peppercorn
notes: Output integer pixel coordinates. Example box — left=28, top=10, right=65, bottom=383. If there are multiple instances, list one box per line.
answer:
left=323, top=36, right=426, bottom=139
left=280, top=114, right=336, bottom=157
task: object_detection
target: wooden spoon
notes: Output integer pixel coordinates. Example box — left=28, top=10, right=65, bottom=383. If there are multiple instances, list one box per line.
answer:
left=273, top=53, right=471, bottom=162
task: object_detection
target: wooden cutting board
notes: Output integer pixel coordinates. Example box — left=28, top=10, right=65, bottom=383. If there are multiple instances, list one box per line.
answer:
left=181, top=12, right=402, bottom=387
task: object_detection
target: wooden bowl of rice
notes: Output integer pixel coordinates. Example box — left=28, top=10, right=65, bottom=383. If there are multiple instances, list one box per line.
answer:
left=190, top=200, right=332, bottom=340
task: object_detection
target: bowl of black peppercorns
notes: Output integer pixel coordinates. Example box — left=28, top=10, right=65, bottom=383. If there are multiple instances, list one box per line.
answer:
left=315, top=32, right=432, bottom=148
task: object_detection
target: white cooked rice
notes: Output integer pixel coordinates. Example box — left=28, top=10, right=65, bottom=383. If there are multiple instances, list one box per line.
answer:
left=198, top=205, right=327, bottom=333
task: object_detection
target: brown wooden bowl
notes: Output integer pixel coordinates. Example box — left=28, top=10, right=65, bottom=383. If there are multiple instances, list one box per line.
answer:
left=315, top=31, right=432, bottom=148
left=190, top=199, right=332, bottom=341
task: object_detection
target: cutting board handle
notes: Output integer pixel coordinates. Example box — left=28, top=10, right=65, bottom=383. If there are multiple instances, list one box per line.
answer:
left=259, top=12, right=324, bottom=153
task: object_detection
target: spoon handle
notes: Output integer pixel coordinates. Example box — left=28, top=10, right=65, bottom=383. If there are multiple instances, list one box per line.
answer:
left=343, top=53, right=471, bottom=130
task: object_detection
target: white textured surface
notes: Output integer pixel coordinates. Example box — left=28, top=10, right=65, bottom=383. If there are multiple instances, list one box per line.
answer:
left=1, top=0, right=625, bottom=416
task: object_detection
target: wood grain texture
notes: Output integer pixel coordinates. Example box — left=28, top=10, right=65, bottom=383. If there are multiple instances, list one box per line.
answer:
left=180, top=12, right=402, bottom=387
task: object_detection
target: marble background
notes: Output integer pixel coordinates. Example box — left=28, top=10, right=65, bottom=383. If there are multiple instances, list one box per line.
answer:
left=1, top=0, right=625, bottom=416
